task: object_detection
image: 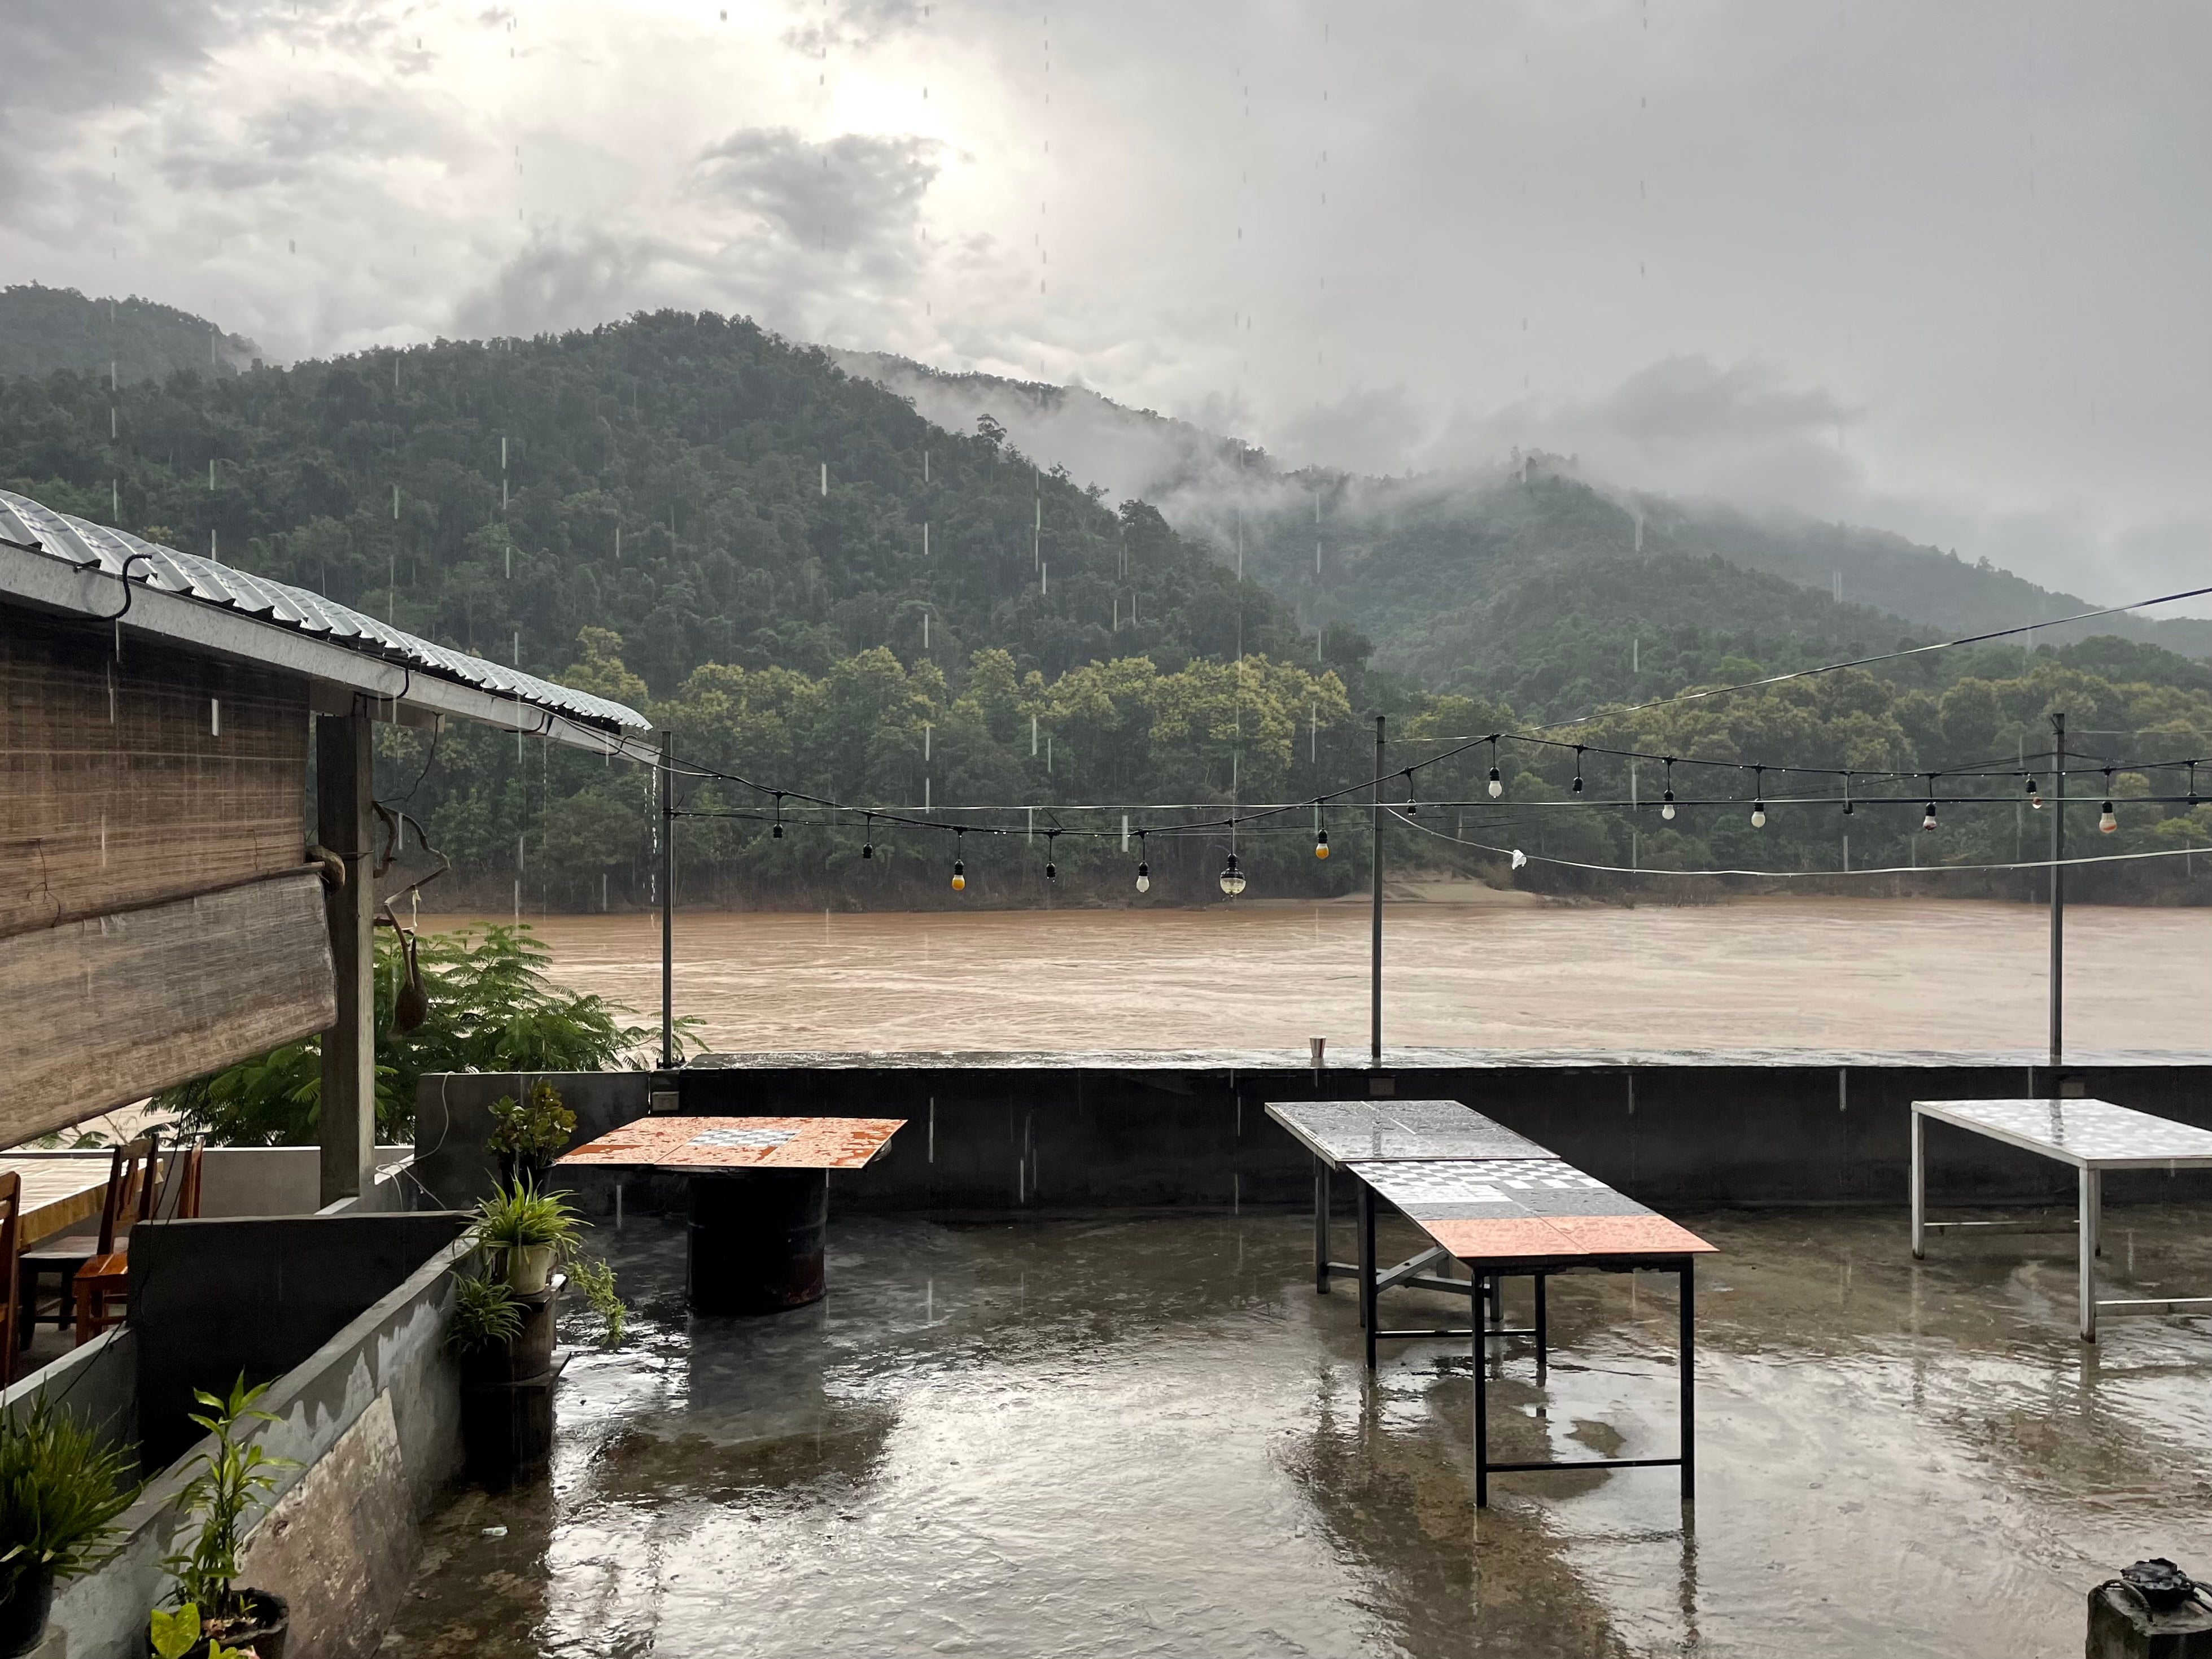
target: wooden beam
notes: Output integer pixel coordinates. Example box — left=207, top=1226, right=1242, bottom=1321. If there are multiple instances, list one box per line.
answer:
left=318, top=709, right=375, bottom=1205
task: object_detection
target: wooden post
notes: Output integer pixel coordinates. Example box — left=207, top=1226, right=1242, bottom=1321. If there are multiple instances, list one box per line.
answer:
left=318, top=707, right=375, bottom=1206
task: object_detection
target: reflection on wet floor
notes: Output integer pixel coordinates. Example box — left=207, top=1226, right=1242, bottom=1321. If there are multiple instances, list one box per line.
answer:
left=383, top=1207, right=2212, bottom=1657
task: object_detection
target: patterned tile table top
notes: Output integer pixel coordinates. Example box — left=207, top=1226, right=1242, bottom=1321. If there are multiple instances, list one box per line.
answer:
left=557, top=1116, right=905, bottom=1172
left=1916, top=1098, right=2212, bottom=1167
left=1352, top=1156, right=1717, bottom=1265
left=1263, top=1100, right=1555, bottom=1165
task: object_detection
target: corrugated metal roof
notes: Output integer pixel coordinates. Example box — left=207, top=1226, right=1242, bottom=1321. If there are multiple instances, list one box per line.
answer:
left=0, top=488, right=650, bottom=730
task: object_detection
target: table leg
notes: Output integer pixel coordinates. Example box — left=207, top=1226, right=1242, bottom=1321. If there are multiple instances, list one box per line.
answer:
left=1909, top=1107, right=1926, bottom=1260
left=2078, top=1165, right=2100, bottom=1343
left=1679, top=1260, right=1696, bottom=1505
left=1474, top=1299, right=1490, bottom=1508
left=1314, top=1156, right=1331, bottom=1295
left=1358, top=1181, right=1377, bottom=1369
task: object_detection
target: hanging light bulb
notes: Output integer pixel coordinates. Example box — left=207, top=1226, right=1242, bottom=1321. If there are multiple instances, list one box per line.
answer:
left=1921, top=801, right=1938, bottom=832
left=1571, top=746, right=1584, bottom=795
left=2100, top=798, right=2118, bottom=834
left=1044, top=830, right=1057, bottom=880
left=1748, top=768, right=1765, bottom=829
left=1315, top=827, right=1330, bottom=858
left=1218, top=853, right=1247, bottom=897
left=1135, top=831, right=1151, bottom=892
left=1660, top=757, right=1675, bottom=821
left=1403, top=771, right=1418, bottom=814
left=771, top=791, right=784, bottom=839
left=1487, top=736, right=1503, bottom=798
left=2026, top=774, right=2042, bottom=810
left=951, top=858, right=965, bottom=891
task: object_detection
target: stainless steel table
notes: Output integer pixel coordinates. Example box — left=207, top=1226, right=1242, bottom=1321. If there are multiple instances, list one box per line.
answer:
left=1266, top=1099, right=1716, bottom=1506
left=1911, top=1097, right=2212, bottom=1341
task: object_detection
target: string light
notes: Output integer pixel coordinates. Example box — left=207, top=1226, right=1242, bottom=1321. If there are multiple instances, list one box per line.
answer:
left=1660, top=757, right=1675, bottom=820
left=1135, top=829, right=1151, bottom=892
left=950, top=828, right=965, bottom=892
left=2101, top=771, right=2118, bottom=834
left=1750, top=767, right=1766, bottom=829
left=1218, top=852, right=1247, bottom=896
left=2026, top=773, right=2042, bottom=810
left=1487, top=736, right=1503, bottom=798
left=771, top=792, right=784, bottom=839
left=1842, top=774, right=1854, bottom=817
left=861, top=814, right=875, bottom=860
left=1571, top=746, right=1585, bottom=795
left=1403, top=770, right=1419, bottom=814
left=1044, top=829, right=1059, bottom=881
left=1314, top=825, right=1330, bottom=859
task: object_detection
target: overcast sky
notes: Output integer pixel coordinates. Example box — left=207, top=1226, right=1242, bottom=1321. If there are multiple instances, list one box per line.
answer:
left=6, top=0, right=2208, bottom=605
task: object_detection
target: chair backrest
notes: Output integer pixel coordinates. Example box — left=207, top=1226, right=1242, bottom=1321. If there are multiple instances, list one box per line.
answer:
left=97, top=1136, right=155, bottom=1254
left=133, top=1128, right=165, bottom=1228
left=172, top=1137, right=206, bottom=1221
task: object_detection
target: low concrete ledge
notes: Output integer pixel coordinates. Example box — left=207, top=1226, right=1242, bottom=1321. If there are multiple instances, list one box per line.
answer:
left=45, top=1222, right=473, bottom=1659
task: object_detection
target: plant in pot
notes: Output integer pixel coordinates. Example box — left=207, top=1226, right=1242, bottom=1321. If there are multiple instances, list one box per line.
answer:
left=159, top=1376, right=295, bottom=1659
left=0, top=1399, right=139, bottom=1658
left=472, top=1180, right=580, bottom=1295
left=484, top=1081, right=576, bottom=1188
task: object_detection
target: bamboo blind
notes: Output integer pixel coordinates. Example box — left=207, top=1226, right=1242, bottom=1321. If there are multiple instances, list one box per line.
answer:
left=1, top=611, right=309, bottom=939
left=0, top=869, right=336, bottom=1142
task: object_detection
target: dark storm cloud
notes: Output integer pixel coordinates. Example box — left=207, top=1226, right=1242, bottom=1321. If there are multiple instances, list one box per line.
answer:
left=0, top=0, right=254, bottom=206
left=451, top=228, right=693, bottom=341
left=691, top=128, right=939, bottom=273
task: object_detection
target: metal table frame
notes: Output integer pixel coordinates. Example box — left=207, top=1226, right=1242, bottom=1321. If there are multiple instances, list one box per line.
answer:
left=1466, top=1249, right=1695, bottom=1508
left=1911, top=1098, right=2212, bottom=1342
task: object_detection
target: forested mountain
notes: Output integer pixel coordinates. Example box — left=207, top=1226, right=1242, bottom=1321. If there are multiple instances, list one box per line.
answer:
left=6, top=303, right=2212, bottom=911
left=832, top=352, right=2212, bottom=680
left=0, top=284, right=262, bottom=386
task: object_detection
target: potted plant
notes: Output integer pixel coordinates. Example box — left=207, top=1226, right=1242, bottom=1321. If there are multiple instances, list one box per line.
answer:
left=160, top=1376, right=295, bottom=1659
left=471, top=1180, right=580, bottom=1294
left=0, top=1399, right=139, bottom=1658
left=484, top=1080, right=576, bottom=1188
left=150, top=1604, right=251, bottom=1659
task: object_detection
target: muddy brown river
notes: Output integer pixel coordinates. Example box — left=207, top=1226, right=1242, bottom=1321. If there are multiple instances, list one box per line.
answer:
left=446, top=895, right=2212, bottom=1056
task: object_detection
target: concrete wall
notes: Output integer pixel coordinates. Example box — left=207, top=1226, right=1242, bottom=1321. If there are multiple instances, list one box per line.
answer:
left=129, top=1211, right=471, bottom=1467
left=419, top=1058, right=2212, bottom=1218
left=411, top=1071, right=654, bottom=1213
left=43, top=1226, right=474, bottom=1659
left=0, top=1329, right=137, bottom=1462
left=199, top=1145, right=412, bottom=1218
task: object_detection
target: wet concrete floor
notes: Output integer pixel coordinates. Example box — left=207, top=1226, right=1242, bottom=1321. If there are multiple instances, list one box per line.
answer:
left=383, top=1207, right=2212, bottom=1657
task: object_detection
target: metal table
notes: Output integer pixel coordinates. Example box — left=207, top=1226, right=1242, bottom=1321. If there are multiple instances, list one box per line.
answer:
left=1267, top=1100, right=1716, bottom=1506
left=558, top=1115, right=903, bottom=1315
left=1911, top=1097, right=2212, bottom=1342
left=1265, top=1101, right=1558, bottom=1366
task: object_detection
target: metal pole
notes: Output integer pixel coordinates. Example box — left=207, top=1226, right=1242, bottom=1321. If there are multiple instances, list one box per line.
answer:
left=2049, top=711, right=2065, bottom=1083
left=1371, top=713, right=1385, bottom=1069
left=1679, top=1261, right=1696, bottom=1504
left=660, top=727, right=675, bottom=1070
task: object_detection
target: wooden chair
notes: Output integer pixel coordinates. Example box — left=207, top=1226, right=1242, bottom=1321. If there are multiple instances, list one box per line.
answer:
left=72, top=1134, right=200, bottom=1344
left=62, top=1137, right=161, bottom=1346
left=19, top=1136, right=154, bottom=1348
left=0, top=1173, right=21, bottom=1388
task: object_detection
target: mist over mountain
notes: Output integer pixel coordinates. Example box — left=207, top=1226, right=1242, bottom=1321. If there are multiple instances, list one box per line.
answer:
left=832, top=348, right=2212, bottom=704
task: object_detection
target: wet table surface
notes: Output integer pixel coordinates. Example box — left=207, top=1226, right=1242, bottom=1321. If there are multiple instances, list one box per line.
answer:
left=556, top=1116, right=905, bottom=1173
left=1915, top=1098, right=2212, bottom=1168
left=1264, top=1099, right=1557, bottom=1166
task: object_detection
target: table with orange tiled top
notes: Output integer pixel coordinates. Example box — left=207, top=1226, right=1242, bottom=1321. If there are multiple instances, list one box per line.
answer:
left=1266, top=1099, right=1715, bottom=1506
left=558, top=1116, right=904, bottom=1315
